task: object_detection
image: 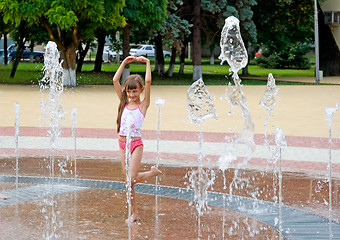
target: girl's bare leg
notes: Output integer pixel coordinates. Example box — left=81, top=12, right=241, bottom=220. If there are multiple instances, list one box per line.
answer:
left=130, top=147, right=162, bottom=184
left=120, top=147, right=142, bottom=223
left=120, top=146, right=162, bottom=224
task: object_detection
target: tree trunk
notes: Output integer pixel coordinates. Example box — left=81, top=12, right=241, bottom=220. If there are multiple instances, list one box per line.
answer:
left=29, top=41, right=34, bottom=63
left=10, top=22, right=27, bottom=78
left=192, top=0, right=202, bottom=81
left=4, top=32, right=8, bottom=65
left=40, top=17, right=80, bottom=87
left=242, top=40, right=249, bottom=75
left=122, top=25, right=131, bottom=83
left=179, top=40, right=187, bottom=74
left=166, top=42, right=177, bottom=77
left=94, top=31, right=106, bottom=72
left=209, top=47, right=214, bottom=65
left=60, top=46, right=77, bottom=87
left=154, top=33, right=165, bottom=76
left=76, top=41, right=91, bottom=72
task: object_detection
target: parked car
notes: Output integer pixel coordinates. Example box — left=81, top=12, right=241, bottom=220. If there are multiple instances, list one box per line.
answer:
left=0, top=49, right=4, bottom=64
left=7, top=44, right=44, bottom=62
left=129, top=45, right=171, bottom=58
left=102, top=46, right=122, bottom=62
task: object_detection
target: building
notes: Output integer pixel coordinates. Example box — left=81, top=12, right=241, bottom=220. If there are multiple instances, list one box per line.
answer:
left=319, top=0, right=340, bottom=76
left=321, top=0, right=340, bottom=49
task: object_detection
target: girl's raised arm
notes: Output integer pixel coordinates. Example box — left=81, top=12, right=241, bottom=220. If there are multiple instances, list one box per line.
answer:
left=136, top=57, right=151, bottom=111
left=113, top=56, right=136, bottom=99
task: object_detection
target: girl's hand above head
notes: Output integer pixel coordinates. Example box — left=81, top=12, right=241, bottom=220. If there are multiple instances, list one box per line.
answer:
left=123, top=56, right=136, bottom=64
left=136, top=56, right=149, bottom=64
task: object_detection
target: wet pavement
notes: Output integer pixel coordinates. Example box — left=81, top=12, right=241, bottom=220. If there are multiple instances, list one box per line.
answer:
left=0, top=157, right=339, bottom=239
left=1, top=84, right=340, bottom=239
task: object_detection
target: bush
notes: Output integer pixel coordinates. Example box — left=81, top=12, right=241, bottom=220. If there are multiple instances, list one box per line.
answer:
left=255, top=43, right=311, bottom=69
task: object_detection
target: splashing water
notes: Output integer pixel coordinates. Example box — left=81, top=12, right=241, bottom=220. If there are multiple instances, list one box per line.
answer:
left=14, top=102, right=19, bottom=189
left=325, top=103, right=339, bottom=240
left=260, top=73, right=279, bottom=152
left=187, top=78, right=217, bottom=126
left=187, top=78, right=217, bottom=239
left=155, top=97, right=165, bottom=224
left=219, top=16, right=248, bottom=76
left=39, top=41, right=65, bottom=240
left=186, top=167, right=216, bottom=215
left=71, top=108, right=78, bottom=183
left=259, top=73, right=278, bottom=112
left=40, top=41, right=65, bottom=150
left=121, top=111, right=134, bottom=238
left=218, top=16, right=255, bottom=168
left=218, top=16, right=258, bottom=238
left=274, top=128, right=287, bottom=239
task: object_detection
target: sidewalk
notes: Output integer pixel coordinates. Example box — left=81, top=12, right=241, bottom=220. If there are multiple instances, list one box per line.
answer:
left=0, top=83, right=340, bottom=174
left=1, top=83, right=340, bottom=239
left=243, top=76, right=340, bottom=85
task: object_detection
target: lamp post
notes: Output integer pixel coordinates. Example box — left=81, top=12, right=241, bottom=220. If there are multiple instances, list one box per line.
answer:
left=314, top=0, right=320, bottom=85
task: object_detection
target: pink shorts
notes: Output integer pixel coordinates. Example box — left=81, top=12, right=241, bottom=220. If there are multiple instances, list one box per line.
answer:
left=118, top=139, right=143, bottom=153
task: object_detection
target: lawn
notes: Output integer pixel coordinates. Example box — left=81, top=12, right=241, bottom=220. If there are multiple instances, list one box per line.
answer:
left=0, top=58, right=316, bottom=86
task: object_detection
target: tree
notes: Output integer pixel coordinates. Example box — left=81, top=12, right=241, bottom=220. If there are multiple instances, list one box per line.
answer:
left=200, top=0, right=238, bottom=66
left=121, top=0, right=167, bottom=82
left=253, top=0, right=314, bottom=69
left=191, top=0, right=257, bottom=80
left=8, top=21, right=28, bottom=78
left=0, top=0, right=125, bottom=86
left=76, top=39, right=92, bottom=72
left=161, top=0, right=192, bottom=77
left=234, top=0, right=257, bottom=75
left=192, top=0, right=202, bottom=81
left=0, top=11, right=11, bottom=65
left=93, top=0, right=128, bottom=73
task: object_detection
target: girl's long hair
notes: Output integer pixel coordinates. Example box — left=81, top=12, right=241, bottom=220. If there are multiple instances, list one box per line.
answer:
left=117, top=74, right=144, bottom=133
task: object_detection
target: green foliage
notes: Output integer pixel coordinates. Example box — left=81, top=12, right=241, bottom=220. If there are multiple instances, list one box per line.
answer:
left=256, top=43, right=311, bottom=69
left=46, top=5, right=79, bottom=29
left=156, top=0, right=192, bottom=46
left=124, top=0, right=167, bottom=44
left=200, top=0, right=257, bottom=51
left=253, top=0, right=314, bottom=53
left=0, top=0, right=125, bottom=41
left=124, top=0, right=167, bottom=29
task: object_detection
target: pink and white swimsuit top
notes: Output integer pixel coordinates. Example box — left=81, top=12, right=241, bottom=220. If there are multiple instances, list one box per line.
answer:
left=119, top=104, right=145, bottom=138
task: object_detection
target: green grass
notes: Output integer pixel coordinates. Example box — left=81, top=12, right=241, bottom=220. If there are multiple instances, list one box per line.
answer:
left=0, top=59, right=316, bottom=86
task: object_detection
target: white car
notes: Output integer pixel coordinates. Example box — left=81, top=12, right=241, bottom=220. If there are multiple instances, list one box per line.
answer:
left=102, top=46, right=122, bottom=62
left=129, top=45, right=171, bottom=58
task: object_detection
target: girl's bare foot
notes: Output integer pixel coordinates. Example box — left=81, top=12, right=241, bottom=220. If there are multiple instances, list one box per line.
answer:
left=151, top=166, right=162, bottom=176
left=125, top=215, right=140, bottom=225
left=0, top=194, right=7, bottom=200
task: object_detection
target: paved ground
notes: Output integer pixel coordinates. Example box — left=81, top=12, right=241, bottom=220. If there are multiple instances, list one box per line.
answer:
left=0, top=77, right=340, bottom=239
left=1, top=79, right=340, bottom=173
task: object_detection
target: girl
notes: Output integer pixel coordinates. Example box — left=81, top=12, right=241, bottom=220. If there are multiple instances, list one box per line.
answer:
left=113, top=56, right=162, bottom=224
left=0, top=194, right=7, bottom=200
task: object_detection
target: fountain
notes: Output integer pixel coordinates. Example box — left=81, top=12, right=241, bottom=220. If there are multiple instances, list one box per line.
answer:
left=155, top=97, right=165, bottom=224
left=186, top=77, right=217, bottom=239
left=0, top=19, right=339, bottom=239
left=325, top=103, right=339, bottom=239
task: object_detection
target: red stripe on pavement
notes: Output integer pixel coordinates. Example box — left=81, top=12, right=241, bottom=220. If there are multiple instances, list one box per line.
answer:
left=1, top=126, right=338, bottom=149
